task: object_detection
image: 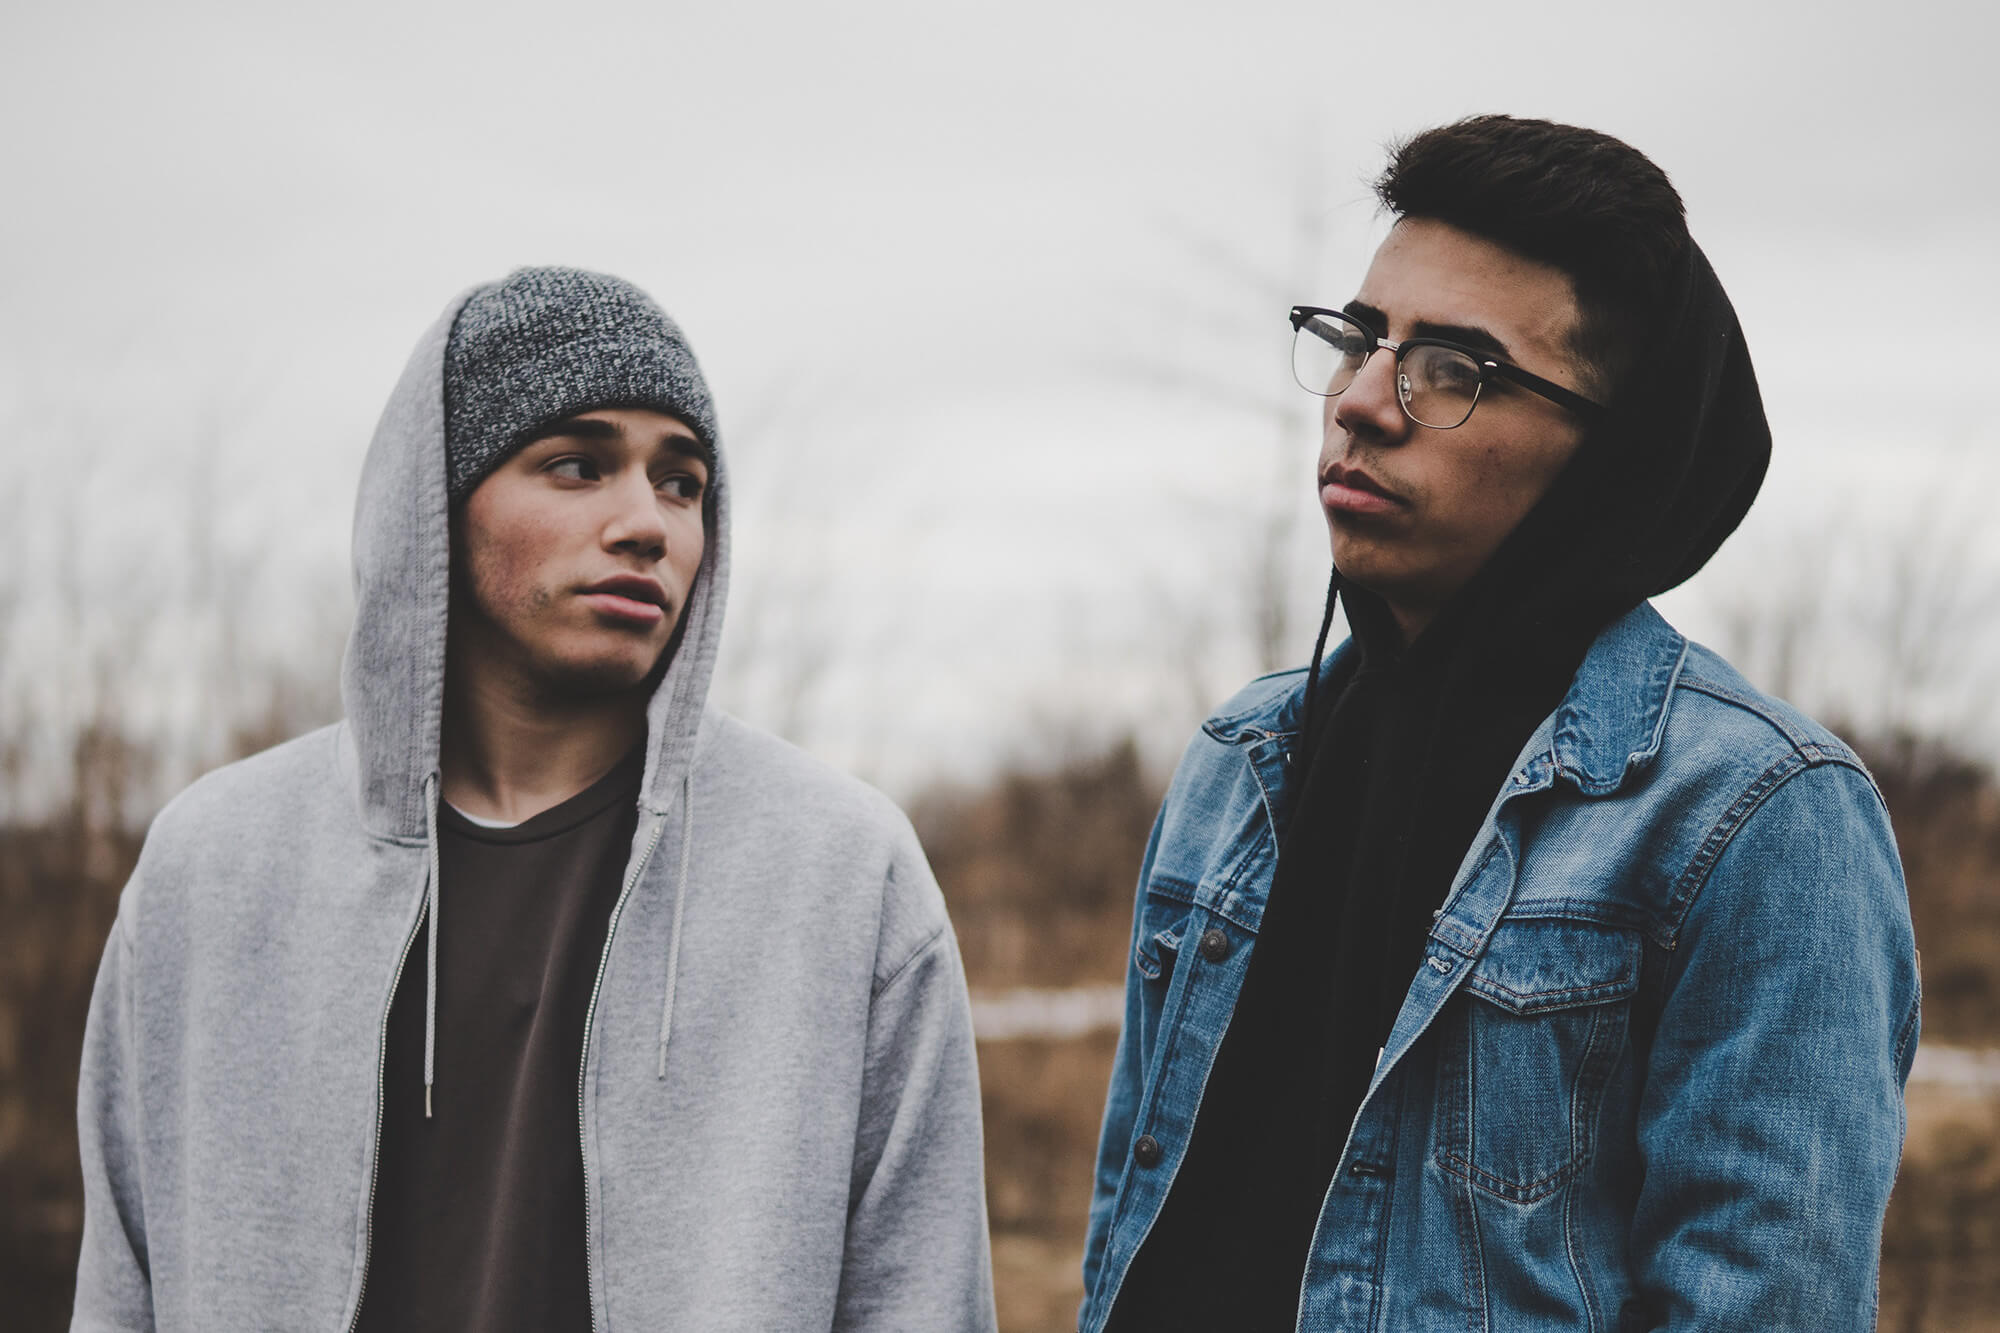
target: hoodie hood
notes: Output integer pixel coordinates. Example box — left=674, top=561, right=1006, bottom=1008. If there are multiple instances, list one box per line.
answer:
left=1593, top=237, right=1771, bottom=599
left=339, top=285, right=730, bottom=842
left=1489, top=236, right=1772, bottom=626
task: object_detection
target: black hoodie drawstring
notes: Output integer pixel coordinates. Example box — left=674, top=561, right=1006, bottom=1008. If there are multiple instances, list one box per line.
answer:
left=1296, top=566, right=1343, bottom=766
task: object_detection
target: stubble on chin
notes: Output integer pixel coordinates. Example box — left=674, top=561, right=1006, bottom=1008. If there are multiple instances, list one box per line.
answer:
left=525, top=627, right=673, bottom=708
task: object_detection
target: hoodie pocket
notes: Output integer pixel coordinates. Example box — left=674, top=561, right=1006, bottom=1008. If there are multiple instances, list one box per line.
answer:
left=1433, top=916, right=1642, bottom=1203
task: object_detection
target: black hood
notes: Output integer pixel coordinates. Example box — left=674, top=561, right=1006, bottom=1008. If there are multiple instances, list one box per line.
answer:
left=1491, top=236, right=1772, bottom=628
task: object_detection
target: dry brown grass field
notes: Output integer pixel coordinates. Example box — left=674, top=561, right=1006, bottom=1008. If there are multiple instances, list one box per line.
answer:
left=3, top=732, right=1997, bottom=1329
left=978, top=1033, right=1121, bottom=1332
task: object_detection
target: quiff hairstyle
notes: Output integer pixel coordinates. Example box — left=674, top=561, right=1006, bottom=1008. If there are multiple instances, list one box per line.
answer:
left=1375, top=115, right=1689, bottom=404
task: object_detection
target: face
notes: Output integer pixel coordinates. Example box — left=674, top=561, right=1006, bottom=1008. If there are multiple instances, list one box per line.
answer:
left=451, top=407, right=709, bottom=700
left=1317, top=217, right=1594, bottom=639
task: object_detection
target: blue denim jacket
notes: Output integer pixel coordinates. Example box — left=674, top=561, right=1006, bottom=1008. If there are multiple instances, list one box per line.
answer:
left=1082, top=603, right=1920, bottom=1332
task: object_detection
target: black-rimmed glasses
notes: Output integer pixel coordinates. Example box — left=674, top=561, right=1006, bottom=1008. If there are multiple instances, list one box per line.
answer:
left=1289, top=306, right=1605, bottom=430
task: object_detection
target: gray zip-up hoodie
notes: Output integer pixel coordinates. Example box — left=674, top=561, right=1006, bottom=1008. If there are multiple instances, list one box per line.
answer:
left=72, top=293, right=997, bottom=1331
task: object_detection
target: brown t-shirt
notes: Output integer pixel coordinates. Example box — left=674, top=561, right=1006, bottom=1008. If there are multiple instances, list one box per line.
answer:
left=355, top=748, right=643, bottom=1332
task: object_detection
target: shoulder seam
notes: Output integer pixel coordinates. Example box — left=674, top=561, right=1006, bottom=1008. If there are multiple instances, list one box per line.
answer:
left=1674, top=675, right=1823, bottom=753
left=874, top=924, right=949, bottom=999
left=1665, top=747, right=1877, bottom=943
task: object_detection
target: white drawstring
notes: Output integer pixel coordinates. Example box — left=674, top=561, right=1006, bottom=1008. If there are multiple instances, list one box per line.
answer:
left=656, top=771, right=694, bottom=1079
left=422, top=772, right=441, bottom=1118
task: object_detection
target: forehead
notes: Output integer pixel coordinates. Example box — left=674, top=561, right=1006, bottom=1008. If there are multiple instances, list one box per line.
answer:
left=1355, top=218, right=1581, bottom=368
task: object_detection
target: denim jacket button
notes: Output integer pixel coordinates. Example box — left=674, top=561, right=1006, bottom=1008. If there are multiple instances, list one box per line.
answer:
left=1133, top=1134, right=1163, bottom=1168
left=1198, top=928, right=1230, bottom=962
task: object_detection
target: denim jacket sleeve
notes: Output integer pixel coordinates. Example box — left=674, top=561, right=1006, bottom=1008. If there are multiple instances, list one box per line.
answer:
left=1080, top=806, right=1166, bottom=1309
left=1629, top=756, right=1920, bottom=1330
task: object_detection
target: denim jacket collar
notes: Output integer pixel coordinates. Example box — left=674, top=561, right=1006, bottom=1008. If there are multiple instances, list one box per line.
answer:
left=1202, top=602, right=1690, bottom=801
left=1549, top=602, right=1691, bottom=795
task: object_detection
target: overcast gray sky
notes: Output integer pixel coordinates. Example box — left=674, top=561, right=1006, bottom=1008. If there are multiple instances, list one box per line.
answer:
left=3, top=0, right=1996, bottom=795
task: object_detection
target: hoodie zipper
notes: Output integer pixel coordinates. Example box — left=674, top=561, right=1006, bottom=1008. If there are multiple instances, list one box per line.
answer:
left=576, top=808, right=669, bottom=1332
left=345, top=889, right=429, bottom=1333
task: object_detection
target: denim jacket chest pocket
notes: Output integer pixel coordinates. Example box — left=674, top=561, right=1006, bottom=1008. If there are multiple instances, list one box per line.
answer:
left=1132, top=883, right=1191, bottom=981
left=1131, top=876, right=1197, bottom=1053
left=1433, top=914, right=1643, bottom=1203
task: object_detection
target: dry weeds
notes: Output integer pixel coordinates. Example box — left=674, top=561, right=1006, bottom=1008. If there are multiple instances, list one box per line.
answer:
left=4, top=732, right=1997, bottom=1330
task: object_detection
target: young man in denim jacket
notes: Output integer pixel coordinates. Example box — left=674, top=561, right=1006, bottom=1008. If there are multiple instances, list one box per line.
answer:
left=1083, top=117, right=1919, bottom=1332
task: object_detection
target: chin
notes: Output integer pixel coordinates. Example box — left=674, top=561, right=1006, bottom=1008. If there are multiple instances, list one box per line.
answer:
left=1329, top=538, right=1390, bottom=591
left=534, top=644, right=669, bottom=701
left=1330, top=552, right=1426, bottom=609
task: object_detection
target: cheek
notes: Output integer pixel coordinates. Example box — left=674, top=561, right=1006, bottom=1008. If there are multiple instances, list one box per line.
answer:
left=662, top=512, right=707, bottom=599
left=1448, top=436, right=1576, bottom=542
left=464, top=512, right=560, bottom=616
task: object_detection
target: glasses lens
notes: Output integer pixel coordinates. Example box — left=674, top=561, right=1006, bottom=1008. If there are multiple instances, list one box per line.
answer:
left=1292, top=312, right=1373, bottom=397
left=1399, top=343, right=1484, bottom=428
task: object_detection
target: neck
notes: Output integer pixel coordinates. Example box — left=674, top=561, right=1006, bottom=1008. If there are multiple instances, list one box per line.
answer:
left=1386, top=600, right=1434, bottom=647
left=439, top=634, right=649, bottom=825
left=1345, top=584, right=1429, bottom=658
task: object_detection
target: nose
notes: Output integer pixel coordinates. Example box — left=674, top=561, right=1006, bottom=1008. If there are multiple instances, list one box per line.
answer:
left=602, top=466, right=669, bottom=560
left=1331, top=344, right=1412, bottom=446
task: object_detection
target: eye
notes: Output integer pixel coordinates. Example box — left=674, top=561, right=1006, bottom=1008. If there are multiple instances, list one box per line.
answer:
left=657, top=471, right=707, bottom=501
left=545, top=455, right=600, bottom=482
left=1333, top=332, right=1373, bottom=366
left=1434, top=358, right=1482, bottom=391
left=1407, top=345, right=1483, bottom=393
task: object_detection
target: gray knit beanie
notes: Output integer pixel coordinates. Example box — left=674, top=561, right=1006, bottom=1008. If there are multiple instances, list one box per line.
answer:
left=442, top=267, right=718, bottom=502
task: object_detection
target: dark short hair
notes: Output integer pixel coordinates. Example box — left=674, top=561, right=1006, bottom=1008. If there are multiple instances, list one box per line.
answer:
left=1375, top=115, right=1688, bottom=403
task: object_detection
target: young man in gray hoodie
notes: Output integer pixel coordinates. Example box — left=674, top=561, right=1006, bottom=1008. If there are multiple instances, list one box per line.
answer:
left=71, top=268, right=997, bottom=1332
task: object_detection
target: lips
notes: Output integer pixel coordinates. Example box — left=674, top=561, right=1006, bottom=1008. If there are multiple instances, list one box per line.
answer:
left=1319, top=461, right=1405, bottom=517
left=580, top=574, right=670, bottom=625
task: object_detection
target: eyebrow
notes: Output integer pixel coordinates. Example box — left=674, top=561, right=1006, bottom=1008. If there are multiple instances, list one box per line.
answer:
left=525, top=415, right=714, bottom=466
left=1343, top=299, right=1514, bottom=363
